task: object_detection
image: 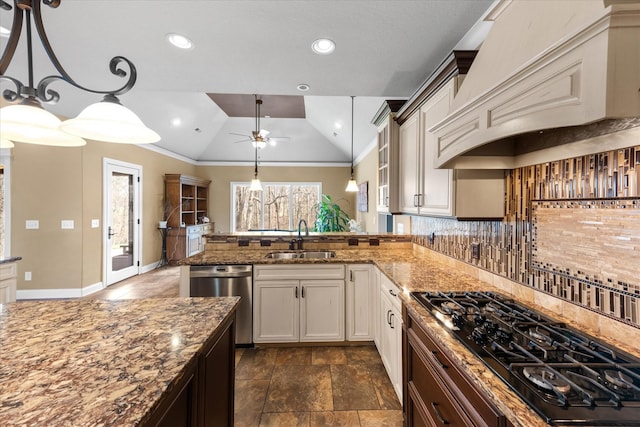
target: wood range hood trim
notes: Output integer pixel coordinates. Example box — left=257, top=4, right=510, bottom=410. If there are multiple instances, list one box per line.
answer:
left=430, top=1, right=640, bottom=169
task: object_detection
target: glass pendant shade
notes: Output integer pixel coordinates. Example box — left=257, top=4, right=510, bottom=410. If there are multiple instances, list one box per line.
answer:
left=250, top=178, right=263, bottom=192
left=0, top=138, right=15, bottom=148
left=0, top=103, right=86, bottom=147
left=60, top=100, right=161, bottom=144
left=345, top=177, right=359, bottom=192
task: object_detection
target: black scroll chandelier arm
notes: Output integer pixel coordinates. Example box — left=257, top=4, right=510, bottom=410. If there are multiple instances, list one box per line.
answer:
left=28, top=0, right=137, bottom=102
left=0, top=1, right=23, bottom=75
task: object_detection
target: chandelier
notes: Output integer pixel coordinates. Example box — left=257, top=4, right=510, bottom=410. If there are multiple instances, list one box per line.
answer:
left=0, top=0, right=160, bottom=147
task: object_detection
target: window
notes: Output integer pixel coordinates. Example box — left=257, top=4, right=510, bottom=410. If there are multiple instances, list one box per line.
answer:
left=232, top=182, right=321, bottom=232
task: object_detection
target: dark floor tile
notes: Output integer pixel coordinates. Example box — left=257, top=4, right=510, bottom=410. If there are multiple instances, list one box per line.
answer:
left=345, top=345, right=383, bottom=365
left=275, top=347, right=312, bottom=365
left=259, top=412, right=310, bottom=427
left=310, top=410, right=361, bottom=426
left=368, top=364, right=402, bottom=410
left=357, top=410, right=403, bottom=427
left=331, top=364, right=380, bottom=411
left=312, top=346, right=347, bottom=365
left=236, top=347, right=278, bottom=381
left=234, top=379, right=270, bottom=426
left=263, top=364, right=333, bottom=412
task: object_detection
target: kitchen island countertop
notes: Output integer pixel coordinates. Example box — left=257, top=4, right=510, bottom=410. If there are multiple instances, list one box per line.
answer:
left=0, top=297, right=239, bottom=426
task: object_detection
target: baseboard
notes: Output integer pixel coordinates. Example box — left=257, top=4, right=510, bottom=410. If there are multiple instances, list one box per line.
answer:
left=16, top=263, right=162, bottom=300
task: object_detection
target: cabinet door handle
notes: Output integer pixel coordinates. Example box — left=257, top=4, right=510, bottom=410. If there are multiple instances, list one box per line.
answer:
left=388, top=289, right=397, bottom=297
left=431, top=350, right=447, bottom=369
left=350, top=270, right=353, bottom=282
left=390, top=313, right=395, bottom=329
left=387, top=309, right=392, bottom=326
left=417, top=193, right=423, bottom=207
left=301, top=286, right=305, bottom=298
left=295, top=286, right=298, bottom=299
left=430, top=402, right=449, bottom=425
left=413, top=194, right=418, bottom=207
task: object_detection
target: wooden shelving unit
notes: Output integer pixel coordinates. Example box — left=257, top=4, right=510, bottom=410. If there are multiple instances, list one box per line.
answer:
left=164, top=174, right=212, bottom=262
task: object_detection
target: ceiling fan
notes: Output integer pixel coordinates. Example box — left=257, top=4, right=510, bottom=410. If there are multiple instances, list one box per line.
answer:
left=230, top=95, right=290, bottom=149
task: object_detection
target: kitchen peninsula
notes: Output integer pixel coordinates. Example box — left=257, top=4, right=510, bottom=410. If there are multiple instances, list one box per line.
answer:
left=0, top=297, right=238, bottom=426
left=179, top=241, right=640, bottom=427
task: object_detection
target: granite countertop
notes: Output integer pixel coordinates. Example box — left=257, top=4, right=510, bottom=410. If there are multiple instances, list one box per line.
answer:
left=182, top=247, right=640, bottom=427
left=0, top=256, right=21, bottom=265
left=0, top=297, right=239, bottom=426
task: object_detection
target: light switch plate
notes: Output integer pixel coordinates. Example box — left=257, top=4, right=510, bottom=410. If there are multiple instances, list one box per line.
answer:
left=25, top=272, right=32, bottom=281
left=61, top=220, right=74, bottom=229
left=91, top=219, right=100, bottom=228
left=26, top=220, right=39, bottom=229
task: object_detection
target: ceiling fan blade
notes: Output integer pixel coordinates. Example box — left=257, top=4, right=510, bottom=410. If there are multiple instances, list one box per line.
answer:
left=268, top=136, right=291, bottom=140
left=229, top=132, right=251, bottom=138
left=233, top=138, right=252, bottom=144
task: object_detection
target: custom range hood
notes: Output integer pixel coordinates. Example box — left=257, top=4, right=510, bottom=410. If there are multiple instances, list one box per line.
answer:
left=431, top=0, right=640, bottom=169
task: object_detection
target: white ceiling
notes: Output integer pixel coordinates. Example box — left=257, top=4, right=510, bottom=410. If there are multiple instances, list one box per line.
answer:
left=0, top=0, right=494, bottom=164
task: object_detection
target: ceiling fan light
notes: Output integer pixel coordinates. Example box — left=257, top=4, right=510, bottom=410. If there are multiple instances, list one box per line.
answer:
left=61, top=99, right=161, bottom=144
left=345, top=178, right=359, bottom=192
left=250, top=178, right=263, bottom=192
left=0, top=138, right=15, bottom=148
left=252, top=140, right=267, bottom=149
left=0, top=103, right=86, bottom=147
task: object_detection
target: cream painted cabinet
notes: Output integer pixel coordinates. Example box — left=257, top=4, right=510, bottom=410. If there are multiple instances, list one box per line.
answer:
left=0, top=262, right=17, bottom=304
left=346, top=264, right=375, bottom=341
left=378, top=273, right=403, bottom=401
left=374, top=100, right=404, bottom=213
left=253, top=264, right=345, bottom=343
left=398, top=77, right=505, bottom=218
left=399, top=112, right=420, bottom=214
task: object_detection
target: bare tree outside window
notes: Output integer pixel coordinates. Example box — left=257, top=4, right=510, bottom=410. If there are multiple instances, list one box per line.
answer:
left=232, top=182, right=320, bottom=232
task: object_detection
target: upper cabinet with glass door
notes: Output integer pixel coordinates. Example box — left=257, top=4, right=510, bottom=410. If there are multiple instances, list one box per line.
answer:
left=372, top=100, right=404, bottom=214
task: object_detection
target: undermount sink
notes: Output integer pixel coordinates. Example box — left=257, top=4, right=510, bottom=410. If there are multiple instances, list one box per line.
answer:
left=265, top=251, right=336, bottom=259
left=298, top=251, right=336, bottom=259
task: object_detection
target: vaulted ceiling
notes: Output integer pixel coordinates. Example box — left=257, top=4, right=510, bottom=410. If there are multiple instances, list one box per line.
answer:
left=0, top=0, right=494, bottom=164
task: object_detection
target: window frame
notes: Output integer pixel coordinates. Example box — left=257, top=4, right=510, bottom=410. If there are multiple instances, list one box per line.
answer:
left=230, top=181, right=322, bottom=232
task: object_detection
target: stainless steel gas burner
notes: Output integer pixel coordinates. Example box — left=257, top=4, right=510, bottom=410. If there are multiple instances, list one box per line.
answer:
left=411, top=291, right=640, bottom=426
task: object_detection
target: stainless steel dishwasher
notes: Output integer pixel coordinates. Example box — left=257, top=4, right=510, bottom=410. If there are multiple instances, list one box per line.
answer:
left=189, top=265, right=253, bottom=345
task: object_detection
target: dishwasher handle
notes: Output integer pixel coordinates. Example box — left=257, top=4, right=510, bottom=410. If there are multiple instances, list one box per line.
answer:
left=190, top=265, right=252, bottom=278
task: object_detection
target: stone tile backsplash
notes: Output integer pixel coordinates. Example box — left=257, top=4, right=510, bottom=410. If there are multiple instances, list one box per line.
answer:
left=412, top=145, right=640, bottom=329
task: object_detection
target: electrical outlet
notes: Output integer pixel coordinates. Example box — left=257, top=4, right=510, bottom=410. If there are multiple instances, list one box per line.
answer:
left=471, top=243, right=480, bottom=260
left=26, top=220, right=39, bottom=229
left=25, top=272, right=32, bottom=281
left=91, top=219, right=100, bottom=228
left=61, top=220, right=74, bottom=229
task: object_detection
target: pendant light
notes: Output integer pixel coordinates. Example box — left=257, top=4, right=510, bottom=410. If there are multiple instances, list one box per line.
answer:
left=249, top=95, right=263, bottom=192
left=0, top=1, right=160, bottom=146
left=345, top=96, right=359, bottom=192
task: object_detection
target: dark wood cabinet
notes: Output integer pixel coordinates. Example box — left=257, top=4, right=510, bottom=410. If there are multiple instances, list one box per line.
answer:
left=165, top=174, right=212, bottom=261
left=403, top=307, right=509, bottom=427
left=144, top=313, right=235, bottom=427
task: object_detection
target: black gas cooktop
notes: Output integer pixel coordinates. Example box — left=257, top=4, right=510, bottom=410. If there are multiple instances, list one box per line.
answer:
left=411, top=291, right=640, bottom=426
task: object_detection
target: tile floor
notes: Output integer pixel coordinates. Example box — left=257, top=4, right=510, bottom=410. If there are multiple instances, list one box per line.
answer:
left=89, top=267, right=403, bottom=426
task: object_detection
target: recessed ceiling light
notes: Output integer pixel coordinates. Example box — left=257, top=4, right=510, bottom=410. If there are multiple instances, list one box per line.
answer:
left=0, top=26, right=10, bottom=38
left=171, top=118, right=182, bottom=126
left=166, top=33, right=194, bottom=50
left=311, top=38, right=335, bottom=55
left=334, top=121, right=343, bottom=129
left=297, top=83, right=310, bottom=92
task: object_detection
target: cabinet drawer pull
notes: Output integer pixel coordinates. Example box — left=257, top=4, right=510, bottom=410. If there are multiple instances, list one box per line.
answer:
left=390, top=312, right=395, bottom=329
left=431, top=350, right=447, bottom=369
left=430, top=402, right=449, bottom=425
left=388, top=289, right=397, bottom=297
left=295, top=286, right=298, bottom=298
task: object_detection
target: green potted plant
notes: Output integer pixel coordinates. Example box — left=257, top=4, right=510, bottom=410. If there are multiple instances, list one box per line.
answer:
left=313, top=194, right=350, bottom=232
